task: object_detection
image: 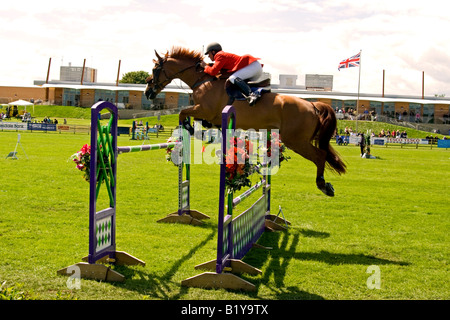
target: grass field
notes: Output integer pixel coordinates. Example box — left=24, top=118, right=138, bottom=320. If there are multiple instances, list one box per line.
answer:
left=4, top=104, right=449, bottom=139
left=0, top=108, right=449, bottom=301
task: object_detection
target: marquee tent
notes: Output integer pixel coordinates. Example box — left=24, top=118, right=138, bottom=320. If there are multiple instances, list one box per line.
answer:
left=8, top=99, right=34, bottom=106
left=7, top=99, right=34, bottom=112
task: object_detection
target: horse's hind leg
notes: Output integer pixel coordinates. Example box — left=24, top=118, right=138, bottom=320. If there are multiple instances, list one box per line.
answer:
left=287, top=140, right=335, bottom=196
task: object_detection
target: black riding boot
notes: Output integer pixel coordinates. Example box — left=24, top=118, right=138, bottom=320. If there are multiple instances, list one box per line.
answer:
left=233, top=77, right=258, bottom=106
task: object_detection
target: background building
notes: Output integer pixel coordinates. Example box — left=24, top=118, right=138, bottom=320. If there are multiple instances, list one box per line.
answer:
left=305, top=74, right=333, bottom=91
left=0, top=63, right=449, bottom=129
left=278, top=74, right=299, bottom=88
left=60, top=63, right=97, bottom=83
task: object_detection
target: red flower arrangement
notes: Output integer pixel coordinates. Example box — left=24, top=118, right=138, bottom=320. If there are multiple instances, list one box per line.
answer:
left=266, top=131, right=290, bottom=165
left=224, top=132, right=289, bottom=193
left=70, top=144, right=91, bottom=182
left=224, top=136, right=255, bottom=193
left=165, top=136, right=181, bottom=165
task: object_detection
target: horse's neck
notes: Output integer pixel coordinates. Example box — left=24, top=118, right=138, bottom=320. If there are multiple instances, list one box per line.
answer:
left=177, top=69, right=202, bottom=89
left=178, top=68, right=222, bottom=91
left=192, top=78, right=229, bottom=107
left=171, top=63, right=228, bottom=105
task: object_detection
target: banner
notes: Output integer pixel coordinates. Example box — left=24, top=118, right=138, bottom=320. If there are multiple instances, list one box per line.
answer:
left=387, top=138, right=430, bottom=145
left=0, top=122, right=28, bottom=130
left=372, top=137, right=386, bottom=146
left=438, top=139, right=450, bottom=148
left=27, top=123, right=57, bottom=131
left=349, top=135, right=360, bottom=145
left=57, top=125, right=70, bottom=131
left=370, top=137, right=430, bottom=146
left=0, top=121, right=59, bottom=131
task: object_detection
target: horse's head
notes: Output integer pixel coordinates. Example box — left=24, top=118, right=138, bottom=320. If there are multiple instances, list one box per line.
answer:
left=145, top=47, right=204, bottom=100
left=145, top=50, right=166, bottom=100
left=144, top=75, right=155, bottom=99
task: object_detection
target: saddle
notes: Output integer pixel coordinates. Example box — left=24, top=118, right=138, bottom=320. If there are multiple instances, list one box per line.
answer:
left=224, top=76, right=271, bottom=103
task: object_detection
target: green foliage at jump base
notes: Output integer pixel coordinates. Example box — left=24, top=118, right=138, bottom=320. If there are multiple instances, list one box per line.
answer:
left=0, top=118, right=448, bottom=301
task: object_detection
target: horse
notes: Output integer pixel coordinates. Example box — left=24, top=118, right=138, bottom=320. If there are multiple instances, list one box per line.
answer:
left=145, top=47, right=346, bottom=196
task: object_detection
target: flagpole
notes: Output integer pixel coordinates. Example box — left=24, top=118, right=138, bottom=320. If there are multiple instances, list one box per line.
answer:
left=356, top=49, right=362, bottom=132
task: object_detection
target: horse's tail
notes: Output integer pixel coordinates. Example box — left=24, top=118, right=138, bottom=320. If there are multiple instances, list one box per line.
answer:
left=313, top=102, right=347, bottom=175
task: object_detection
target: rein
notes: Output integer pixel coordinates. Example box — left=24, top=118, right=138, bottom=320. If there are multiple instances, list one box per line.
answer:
left=192, top=77, right=216, bottom=89
left=153, top=59, right=200, bottom=91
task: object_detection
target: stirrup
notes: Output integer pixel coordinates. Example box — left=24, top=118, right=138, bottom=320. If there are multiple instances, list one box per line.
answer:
left=247, top=93, right=259, bottom=106
left=247, top=95, right=258, bottom=106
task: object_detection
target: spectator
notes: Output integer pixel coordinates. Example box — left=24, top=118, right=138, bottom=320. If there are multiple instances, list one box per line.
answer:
left=415, top=112, right=421, bottom=123
left=359, top=133, right=366, bottom=157
left=344, top=126, right=349, bottom=135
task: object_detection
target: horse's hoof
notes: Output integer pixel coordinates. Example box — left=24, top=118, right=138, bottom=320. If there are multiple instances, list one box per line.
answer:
left=182, top=119, right=195, bottom=136
left=182, top=124, right=194, bottom=136
left=324, top=183, right=335, bottom=196
left=318, top=183, right=334, bottom=197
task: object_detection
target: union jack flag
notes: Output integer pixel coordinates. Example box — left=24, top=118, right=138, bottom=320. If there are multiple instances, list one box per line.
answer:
left=338, top=52, right=361, bottom=71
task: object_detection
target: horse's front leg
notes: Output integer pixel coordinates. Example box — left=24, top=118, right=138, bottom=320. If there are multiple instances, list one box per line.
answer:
left=179, top=104, right=203, bottom=135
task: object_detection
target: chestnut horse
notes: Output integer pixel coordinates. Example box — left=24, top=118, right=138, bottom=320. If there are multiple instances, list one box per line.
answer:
left=145, top=47, right=346, bottom=196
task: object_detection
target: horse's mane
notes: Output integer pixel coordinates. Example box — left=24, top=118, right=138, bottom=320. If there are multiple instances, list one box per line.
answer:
left=167, top=46, right=203, bottom=61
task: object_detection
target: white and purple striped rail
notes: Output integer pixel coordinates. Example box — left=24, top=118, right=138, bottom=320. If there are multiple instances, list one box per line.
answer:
left=118, top=142, right=181, bottom=154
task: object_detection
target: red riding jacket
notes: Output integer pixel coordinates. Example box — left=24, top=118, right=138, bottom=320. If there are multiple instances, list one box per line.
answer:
left=204, top=51, right=260, bottom=76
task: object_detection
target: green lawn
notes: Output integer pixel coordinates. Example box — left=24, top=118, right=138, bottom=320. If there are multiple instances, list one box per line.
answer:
left=6, top=104, right=448, bottom=139
left=0, top=124, right=448, bottom=300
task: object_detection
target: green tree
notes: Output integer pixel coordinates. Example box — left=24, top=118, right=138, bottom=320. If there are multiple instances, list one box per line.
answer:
left=119, top=71, right=150, bottom=84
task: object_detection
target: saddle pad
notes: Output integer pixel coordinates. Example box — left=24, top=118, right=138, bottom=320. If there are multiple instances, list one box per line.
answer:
left=226, top=86, right=271, bottom=101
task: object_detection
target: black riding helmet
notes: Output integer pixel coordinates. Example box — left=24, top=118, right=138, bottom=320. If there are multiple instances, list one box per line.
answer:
left=205, top=42, right=222, bottom=55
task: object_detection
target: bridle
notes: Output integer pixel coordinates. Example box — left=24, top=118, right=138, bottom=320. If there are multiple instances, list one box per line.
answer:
left=152, top=58, right=201, bottom=92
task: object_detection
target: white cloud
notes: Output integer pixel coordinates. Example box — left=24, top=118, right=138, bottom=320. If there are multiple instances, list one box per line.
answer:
left=0, top=0, right=449, bottom=97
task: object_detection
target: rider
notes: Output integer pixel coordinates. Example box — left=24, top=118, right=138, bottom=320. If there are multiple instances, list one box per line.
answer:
left=201, top=42, right=262, bottom=106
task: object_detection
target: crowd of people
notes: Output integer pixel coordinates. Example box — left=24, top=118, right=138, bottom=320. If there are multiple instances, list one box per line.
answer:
left=336, top=107, right=376, bottom=121
left=341, top=127, right=408, bottom=138
left=375, top=129, right=408, bottom=138
left=42, top=117, right=59, bottom=124
left=0, top=112, right=66, bottom=125
left=339, top=126, right=446, bottom=143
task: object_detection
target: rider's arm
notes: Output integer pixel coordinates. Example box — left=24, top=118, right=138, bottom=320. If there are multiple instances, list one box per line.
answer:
left=204, top=54, right=227, bottom=76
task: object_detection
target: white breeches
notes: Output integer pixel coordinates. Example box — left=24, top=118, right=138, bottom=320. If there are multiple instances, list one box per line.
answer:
left=229, top=61, right=263, bottom=84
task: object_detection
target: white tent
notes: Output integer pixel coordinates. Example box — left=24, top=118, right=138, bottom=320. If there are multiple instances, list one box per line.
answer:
left=8, top=99, right=34, bottom=106
left=8, top=99, right=34, bottom=113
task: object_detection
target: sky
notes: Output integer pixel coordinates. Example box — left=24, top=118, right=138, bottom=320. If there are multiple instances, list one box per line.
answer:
left=1, top=0, right=449, bottom=97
